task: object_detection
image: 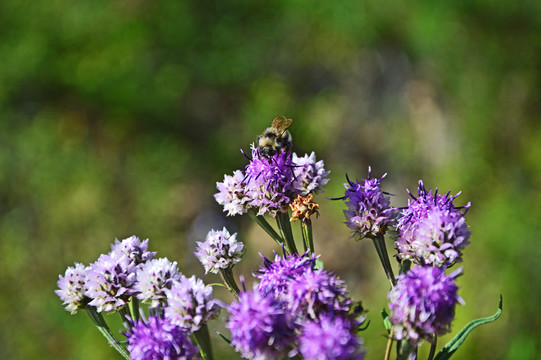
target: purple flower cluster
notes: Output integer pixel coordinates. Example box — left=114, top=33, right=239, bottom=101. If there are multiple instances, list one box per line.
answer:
left=255, top=252, right=315, bottom=301
left=135, top=258, right=181, bottom=308
left=227, top=290, right=296, bottom=359
left=292, top=152, right=330, bottom=196
left=286, top=268, right=352, bottom=320
left=388, top=266, right=464, bottom=346
left=227, top=253, right=364, bottom=359
left=215, top=145, right=330, bottom=217
left=57, top=236, right=220, bottom=333
left=342, top=169, right=397, bottom=240
left=164, top=275, right=221, bottom=332
left=214, top=170, right=250, bottom=216
left=126, top=315, right=200, bottom=360
left=396, top=181, right=471, bottom=267
left=85, top=251, right=138, bottom=313
left=111, top=235, right=156, bottom=266
left=57, top=235, right=226, bottom=360
left=194, top=228, right=244, bottom=274
left=299, top=313, right=365, bottom=360
left=80, top=236, right=156, bottom=313
left=55, top=262, right=89, bottom=314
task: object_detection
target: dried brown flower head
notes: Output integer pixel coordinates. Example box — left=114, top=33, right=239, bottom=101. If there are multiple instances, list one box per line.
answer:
left=290, top=194, right=320, bottom=224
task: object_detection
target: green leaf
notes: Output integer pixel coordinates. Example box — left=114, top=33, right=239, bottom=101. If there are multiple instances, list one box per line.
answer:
left=358, top=320, right=371, bottom=331
left=314, top=258, right=325, bottom=270
left=381, top=308, right=392, bottom=333
left=216, top=331, right=231, bottom=344
left=434, top=295, right=503, bottom=360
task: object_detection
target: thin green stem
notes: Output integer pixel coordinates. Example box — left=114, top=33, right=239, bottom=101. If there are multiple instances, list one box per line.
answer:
left=398, top=341, right=415, bottom=360
left=118, top=306, right=131, bottom=330
left=384, top=328, right=394, bottom=360
left=129, top=297, right=140, bottom=323
left=85, top=308, right=130, bottom=360
left=194, top=324, right=214, bottom=360
left=301, top=221, right=314, bottom=255
left=276, top=211, right=298, bottom=254
left=248, top=210, right=284, bottom=246
left=301, top=229, right=308, bottom=253
left=428, top=336, right=438, bottom=360
left=371, top=234, right=396, bottom=288
left=219, top=268, right=240, bottom=299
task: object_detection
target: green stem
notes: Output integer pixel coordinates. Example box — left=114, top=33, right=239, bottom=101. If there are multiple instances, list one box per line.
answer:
left=194, top=324, right=214, bottom=360
left=384, top=328, right=394, bottom=360
left=85, top=308, right=130, bottom=360
left=398, top=341, right=415, bottom=360
left=219, top=268, right=240, bottom=299
left=248, top=210, right=284, bottom=246
left=301, top=221, right=314, bottom=255
left=428, top=336, right=437, bottom=360
left=372, top=233, right=396, bottom=288
left=129, top=297, right=140, bottom=323
left=276, top=211, right=298, bottom=254
left=301, top=229, right=308, bottom=253
left=118, top=307, right=131, bottom=330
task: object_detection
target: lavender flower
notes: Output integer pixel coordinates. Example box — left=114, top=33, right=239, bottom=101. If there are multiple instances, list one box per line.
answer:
left=110, top=235, right=156, bottom=267
left=342, top=168, right=397, bottom=240
left=164, top=275, right=220, bottom=332
left=85, top=251, right=138, bottom=313
left=135, top=258, right=181, bottom=308
left=243, top=145, right=298, bottom=216
left=255, top=252, right=316, bottom=302
left=388, top=266, right=464, bottom=346
left=227, top=289, right=297, bottom=359
left=195, top=228, right=244, bottom=274
left=299, top=313, right=365, bottom=360
left=215, top=145, right=329, bottom=217
left=214, top=170, right=251, bottom=216
left=55, top=262, right=89, bottom=314
left=126, top=315, right=200, bottom=360
left=286, top=268, right=352, bottom=320
left=396, top=181, right=471, bottom=267
left=292, top=152, right=330, bottom=196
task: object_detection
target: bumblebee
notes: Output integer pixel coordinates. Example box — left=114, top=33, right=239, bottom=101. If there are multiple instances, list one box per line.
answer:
left=257, top=116, right=293, bottom=157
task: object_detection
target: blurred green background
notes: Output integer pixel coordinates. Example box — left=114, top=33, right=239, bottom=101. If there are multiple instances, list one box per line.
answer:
left=1, top=0, right=540, bottom=359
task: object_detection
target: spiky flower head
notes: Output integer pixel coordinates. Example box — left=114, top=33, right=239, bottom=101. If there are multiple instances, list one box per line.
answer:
left=164, top=275, right=221, bottom=332
left=299, top=313, right=365, bottom=360
left=227, top=289, right=297, bottom=360
left=195, top=228, right=244, bottom=274
left=135, top=258, right=181, bottom=308
left=395, top=181, right=471, bottom=267
left=285, top=268, right=352, bottom=320
left=214, top=170, right=251, bottom=216
left=243, top=145, right=298, bottom=216
left=126, top=315, right=200, bottom=360
left=214, top=142, right=329, bottom=218
left=342, top=168, right=397, bottom=240
left=291, top=152, right=330, bottom=196
left=55, top=262, right=90, bottom=314
left=388, top=266, right=464, bottom=346
left=110, top=235, right=156, bottom=267
left=255, top=252, right=316, bottom=302
left=85, top=250, right=138, bottom=313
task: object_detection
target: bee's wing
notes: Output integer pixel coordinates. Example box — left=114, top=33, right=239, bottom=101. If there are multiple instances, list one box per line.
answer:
left=272, top=116, right=292, bottom=134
